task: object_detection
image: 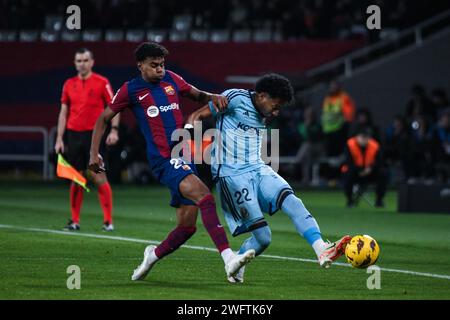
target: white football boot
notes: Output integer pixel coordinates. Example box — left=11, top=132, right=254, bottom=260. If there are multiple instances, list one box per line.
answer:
left=225, top=249, right=255, bottom=279
left=318, top=235, right=352, bottom=268
left=227, top=265, right=245, bottom=283
left=131, top=245, right=158, bottom=281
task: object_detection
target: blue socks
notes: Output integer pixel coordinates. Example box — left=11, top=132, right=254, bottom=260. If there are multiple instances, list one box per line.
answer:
left=238, top=226, right=271, bottom=256
left=236, top=194, right=323, bottom=256
left=281, top=194, right=322, bottom=245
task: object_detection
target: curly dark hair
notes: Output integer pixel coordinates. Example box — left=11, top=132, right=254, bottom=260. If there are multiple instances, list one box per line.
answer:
left=134, top=42, right=169, bottom=62
left=255, top=73, right=294, bottom=104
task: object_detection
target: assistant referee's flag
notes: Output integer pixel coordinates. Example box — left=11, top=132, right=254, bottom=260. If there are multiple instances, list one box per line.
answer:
left=56, top=154, right=90, bottom=192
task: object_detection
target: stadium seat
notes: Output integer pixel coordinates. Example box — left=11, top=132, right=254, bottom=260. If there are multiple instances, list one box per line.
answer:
left=190, top=30, right=209, bottom=42
left=41, top=30, right=60, bottom=42
left=0, top=30, right=17, bottom=42
left=19, top=30, right=39, bottom=42
left=126, top=30, right=145, bottom=42
left=146, top=30, right=167, bottom=43
left=82, top=29, right=103, bottom=42
left=61, top=30, right=81, bottom=42
left=44, top=15, right=64, bottom=31
left=253, top=29, right=272, bottom=42
left=169, top=30, right=188, bottom=42
left=380, top=28, right=400, bottom=41
left=105, top=29, right=124, bottom=42
left=232, top=29, right=251, bottom=42
left=172, top=14, right=192, bottom=32
left=350, top=24, right=368, bottom=37
left=210, top=30, right=230, bottom=42
left=272, top=30, right=283, bottom=42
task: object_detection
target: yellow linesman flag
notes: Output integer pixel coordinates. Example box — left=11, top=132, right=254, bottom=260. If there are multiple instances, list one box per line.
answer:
left=56, top=154, right=90, bottom=192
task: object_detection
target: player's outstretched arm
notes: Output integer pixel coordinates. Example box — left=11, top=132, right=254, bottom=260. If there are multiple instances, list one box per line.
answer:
left=185, top=104, right=213, bottom=127
left=89, top=107, right=118, bottom=173
left=184, top=86, right=228, bottom=112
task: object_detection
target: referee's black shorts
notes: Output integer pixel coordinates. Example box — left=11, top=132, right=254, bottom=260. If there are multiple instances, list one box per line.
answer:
left=65, top=130, right=94, bottom=171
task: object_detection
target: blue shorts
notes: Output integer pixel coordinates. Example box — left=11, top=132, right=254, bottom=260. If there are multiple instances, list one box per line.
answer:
left=216, top=165, right=293, bottom=236
left=152, top=158, right=198, bottom=208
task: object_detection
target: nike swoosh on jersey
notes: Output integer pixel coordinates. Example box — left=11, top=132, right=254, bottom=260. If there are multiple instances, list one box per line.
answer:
left=138, top=93, right=149, bottom=101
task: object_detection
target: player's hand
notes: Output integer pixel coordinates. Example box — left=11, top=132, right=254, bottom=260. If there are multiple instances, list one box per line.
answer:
left=210, top=94, right=228, bottom=113
left=88, top=153, right=106, bottom=173
left=106, top=130, right=119, bottom=146
left=54, top=139, right=64, bottom=154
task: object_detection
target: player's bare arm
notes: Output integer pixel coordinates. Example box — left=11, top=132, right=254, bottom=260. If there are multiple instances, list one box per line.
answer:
left=184, top=86, right=228, bottom=112
left=185, top=104, right=213, bottom=127
left=55, top=103, right=69, bottom=154
left=105, top=113, right=121, bottom=146
left=89, top=106, right=119, bottom=173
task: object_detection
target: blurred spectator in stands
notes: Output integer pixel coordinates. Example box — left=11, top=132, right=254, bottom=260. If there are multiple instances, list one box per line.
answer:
left=294, top=106, right=324, bottom=185
left=430, top=88, right=450, bottom=118
left=384, top=114, right=410, bottom=176
left=405, top=84, right=435, bottom=124
left=228, top=0, right=249, bottom=29
left=276, top=106, right=302, bottom=156
left=2, top=0, right=450, bottom=39
left=349, top=107, right=381, bottom=142
left=341, top=126, right=387, bottom=208
left=321, top=80, right=355, bottom=157
left=404, top=115, right=436, bottom=183
left=435, top=111, right=450, bottom=183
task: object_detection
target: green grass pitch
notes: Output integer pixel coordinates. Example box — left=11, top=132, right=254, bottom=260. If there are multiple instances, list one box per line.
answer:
left=0, top=181, right=449, bottom=299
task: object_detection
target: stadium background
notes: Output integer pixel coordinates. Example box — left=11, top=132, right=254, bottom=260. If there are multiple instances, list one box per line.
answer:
left=0, top=0, right=450, bottom=300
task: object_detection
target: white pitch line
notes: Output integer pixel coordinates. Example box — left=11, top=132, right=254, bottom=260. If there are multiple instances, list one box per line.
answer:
left=1, top=224, right=450, bottom=281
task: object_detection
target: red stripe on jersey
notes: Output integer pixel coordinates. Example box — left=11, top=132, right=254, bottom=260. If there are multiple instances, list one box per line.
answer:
left=136, top=89, right=171, bottom=158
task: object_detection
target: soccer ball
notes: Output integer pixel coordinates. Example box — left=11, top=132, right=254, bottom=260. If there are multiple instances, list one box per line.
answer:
left=345, top=235, right=380, bottom=268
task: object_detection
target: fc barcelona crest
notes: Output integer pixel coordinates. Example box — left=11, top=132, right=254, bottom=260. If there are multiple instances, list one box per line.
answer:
left=164, top=85, right=175, bottom=95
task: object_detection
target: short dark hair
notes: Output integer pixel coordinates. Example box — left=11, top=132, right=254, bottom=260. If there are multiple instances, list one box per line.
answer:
left=75, top=47, right=93, bottom=59
left=134, top=42, right=169, bottom=62
left=255, top=73, right=294, bottom=104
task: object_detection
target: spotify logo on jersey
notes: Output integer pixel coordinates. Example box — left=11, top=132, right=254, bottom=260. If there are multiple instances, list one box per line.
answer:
left=147, top=106, right=160, bottom=118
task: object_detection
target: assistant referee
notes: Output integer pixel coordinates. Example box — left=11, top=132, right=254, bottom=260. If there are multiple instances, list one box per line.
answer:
left=55, top=48, right=120, bottom=231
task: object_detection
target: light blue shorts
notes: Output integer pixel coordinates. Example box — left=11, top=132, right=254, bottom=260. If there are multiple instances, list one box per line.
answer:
left=216, top=165, right=293, bottom=236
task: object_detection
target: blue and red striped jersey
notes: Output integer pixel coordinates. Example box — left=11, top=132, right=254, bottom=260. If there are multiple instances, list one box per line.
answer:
left=109, top=70, right=192, bottom=169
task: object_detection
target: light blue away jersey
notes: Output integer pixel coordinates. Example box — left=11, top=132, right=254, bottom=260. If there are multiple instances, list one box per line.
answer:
left=209, top=89, right=267, bottom=178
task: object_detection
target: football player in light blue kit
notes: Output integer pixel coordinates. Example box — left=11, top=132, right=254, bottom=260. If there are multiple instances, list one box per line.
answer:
left=186, top=74, right=351, bottom=283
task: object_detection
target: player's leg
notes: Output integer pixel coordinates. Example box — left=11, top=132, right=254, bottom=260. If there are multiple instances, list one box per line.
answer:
left=343, top=167, right=358, bottom=207
left=85, top=130, right=114, bottom=230
left=179, top=174, right=230, bottom=254
left=155, top=158, right=254, bottom=278
left=238, top=225, right=271, bottom=256
left=228, top=225, right=271, bottom=284
left=180, top=173, right=255, bottom=277
left=216, top=175, right=264, bottom=283
left=90, top=171, right=114, bottom=230
left=373, top=169, right=388, bottom=207
left=131, top=205, right=198, bottom=281
left=63, top=130, right=84, bottom=230
left=258, top=166, right=351, bottom=268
